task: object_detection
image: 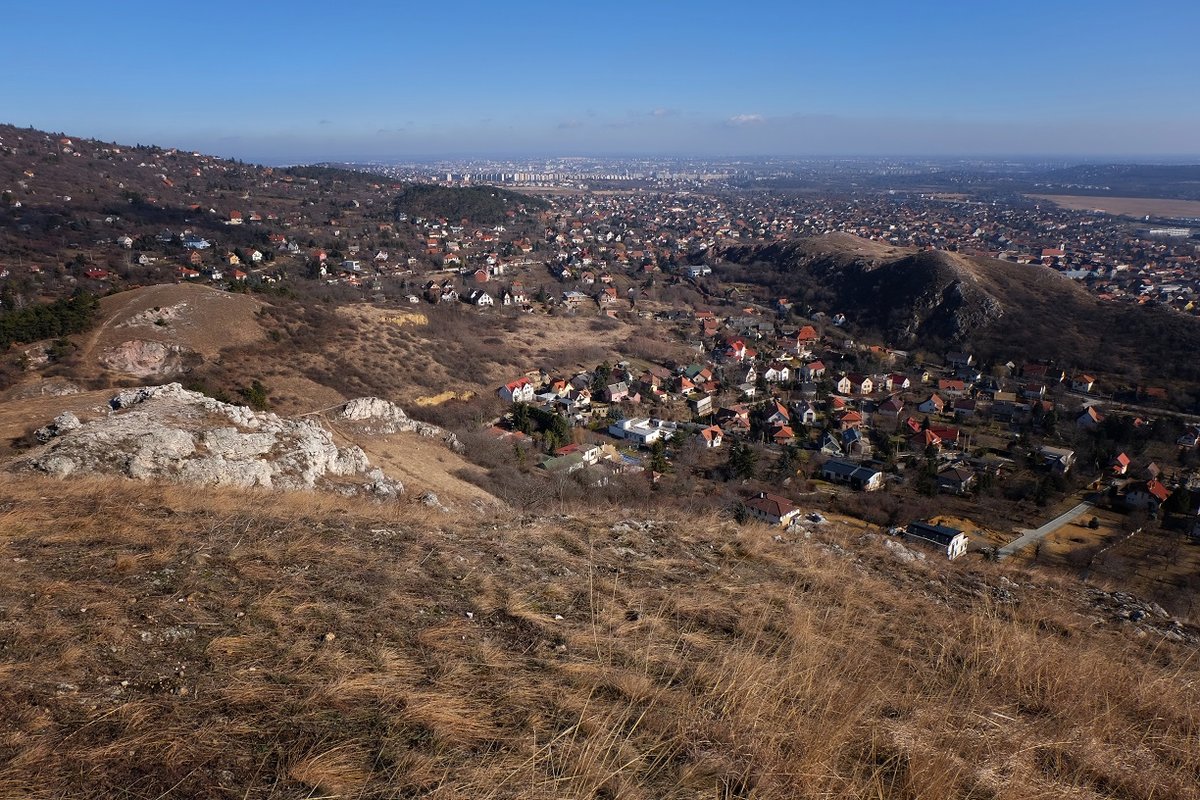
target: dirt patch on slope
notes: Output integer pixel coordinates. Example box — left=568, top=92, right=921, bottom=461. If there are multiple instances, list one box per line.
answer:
left=85, top=284, right=267, bottom=378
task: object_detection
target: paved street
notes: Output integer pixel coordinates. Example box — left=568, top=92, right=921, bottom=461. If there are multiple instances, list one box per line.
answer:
left=997, top=501, right=1094, bottom=560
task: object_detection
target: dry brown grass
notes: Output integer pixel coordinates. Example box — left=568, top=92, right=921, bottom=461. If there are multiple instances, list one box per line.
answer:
left=1029, top=194, right=1200, bottom=218
left=0, top=474, right=1198, bottom=798
left=200, top=299, right=633, bottom=418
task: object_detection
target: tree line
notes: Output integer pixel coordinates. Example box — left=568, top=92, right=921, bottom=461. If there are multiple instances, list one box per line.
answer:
left=0, top=292, right=99, bottom=350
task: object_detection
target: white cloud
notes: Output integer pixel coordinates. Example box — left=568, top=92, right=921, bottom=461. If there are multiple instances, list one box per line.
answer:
left=727, top=113, right=766, bottom=127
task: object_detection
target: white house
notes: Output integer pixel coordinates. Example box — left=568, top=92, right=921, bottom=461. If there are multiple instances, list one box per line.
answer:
left=498, top=377, right=535, bottom=404
left=793, top=401, right=818, bottom=426
left=818, top=459, right=884, bottom=491
left=763, top=362, right=791, bottom=383
left=464, top=289, right=495, bottom=307
left=608, top=417, right=676, bottom=446
left=696, top=425, right=723, bottom=448
left=744, top=492, right=801, bottom=526
left=905, top=521, right=968, bottom=560
left=800, top=360, right=826, bottom=381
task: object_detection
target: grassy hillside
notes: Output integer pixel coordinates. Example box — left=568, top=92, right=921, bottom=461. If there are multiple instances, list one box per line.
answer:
left=1, top=475, right=1197, bottom=798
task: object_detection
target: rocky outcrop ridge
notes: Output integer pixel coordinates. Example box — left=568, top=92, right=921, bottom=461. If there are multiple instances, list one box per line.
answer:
left=338, top=396, right=462, bottom=452
left=13, top=384, right=401, bottom=495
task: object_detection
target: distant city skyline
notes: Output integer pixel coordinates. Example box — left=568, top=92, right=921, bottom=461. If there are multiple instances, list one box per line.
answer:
left=5, top=1, right=1198, bottom=164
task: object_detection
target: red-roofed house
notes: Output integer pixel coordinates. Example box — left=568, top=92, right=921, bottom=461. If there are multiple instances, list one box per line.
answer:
left=917, top=394, right=945, bottom=415
left=910, top=428, right=943, bottom=452
left=696, top=425, right=724, bottom=449
left=744, top=492, right=801, bottom=526
left=1126, top=479, right=1171, bottom=511
left=1077, top=406, right=1104, bottom=431
left=498, top=377, right=535, bottom=403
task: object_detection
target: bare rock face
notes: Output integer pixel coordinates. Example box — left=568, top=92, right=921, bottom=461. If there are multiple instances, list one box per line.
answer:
left=338, top=396, right=462, bottom=452
left=100, top=340, right=192, bottom=378
left=35, top=412, right=83, bottom=443
left=15, top=383, right=398, bottom=494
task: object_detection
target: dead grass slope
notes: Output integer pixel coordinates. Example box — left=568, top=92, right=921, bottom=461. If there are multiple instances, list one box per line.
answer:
left=0, top=475, right=1198, bottom=799
left=86, top=283, right=267, bottom=368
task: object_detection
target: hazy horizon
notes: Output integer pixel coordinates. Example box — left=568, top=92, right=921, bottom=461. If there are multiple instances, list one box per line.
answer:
left=5, top=0, right=1198, bottom=165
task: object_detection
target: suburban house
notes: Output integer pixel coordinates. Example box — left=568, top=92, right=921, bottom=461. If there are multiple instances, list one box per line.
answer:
left=841, top=428, right=872, bottom=458
left=800, top=361, right=826, bottom=381
left=716, top=405, right=751, bottom=434
left=936, top=466, right=976, bottom=495
left=937, top=379, right=966, bottom=396
left=928, top=426, right=960, bottom=447
left=793, top=401, right=818, bottom=425
left=1077, top=406, right=1104, bottom=431
left=1039, top=446, right=1076, bottom=474
left=604, top=381, right=630, bottom=403
left=844, top=374, right=873, bottom=395
left=763, top=362, right=790, bottom=383
left=836, top=410, right=863, bottom=431
left=695, top=425, right=723, bottom=448
left=553, top=443, right=602, bottom=466
left=796, top=324, right=819, bottom=345
left=498, top=378, right=536, bottom=404
left=877, top=396, right=904, bottom=419
left=910, top=428, right=943, bottom=453
left=918, top=394, right=945, bottom=415
left=819, top=459, right=884, bottom=491
left=689, top=394, right=714, bottom=417
left=820, top=431, right=844, bottom=456
left=608, top=417, right=676, bottom=446
left=744, top=492, right=801, bottom=526
left=905, top=521, right=969, bottom=559
left=763, top=402, right=792, bottom=429
left=464, top=289, right=495, bottom=307
left=1125, top=479, right=1171, bottom=512
left=562, top=291, right=589, bottom=308
left=947, top=352, right=974, bottom=369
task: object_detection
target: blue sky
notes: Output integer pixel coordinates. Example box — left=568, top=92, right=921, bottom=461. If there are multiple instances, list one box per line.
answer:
left=4, top=1, right=1198, bottom=162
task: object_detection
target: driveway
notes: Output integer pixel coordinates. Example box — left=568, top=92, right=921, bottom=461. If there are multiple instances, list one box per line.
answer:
left=996, top=501, right=1094, bottom=560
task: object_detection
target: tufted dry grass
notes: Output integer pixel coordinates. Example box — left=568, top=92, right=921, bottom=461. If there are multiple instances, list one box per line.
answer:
left=0, top=474, right=1197, bottom=798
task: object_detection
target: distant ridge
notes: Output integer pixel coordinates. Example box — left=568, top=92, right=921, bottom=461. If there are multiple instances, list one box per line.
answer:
left=718, top=233, right=1200, bottom=387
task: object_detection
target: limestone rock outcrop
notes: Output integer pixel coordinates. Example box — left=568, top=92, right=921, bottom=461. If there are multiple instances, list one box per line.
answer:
left=338, top=396, right=462, bottom=451
left=15, top=383, right=400, bottom=495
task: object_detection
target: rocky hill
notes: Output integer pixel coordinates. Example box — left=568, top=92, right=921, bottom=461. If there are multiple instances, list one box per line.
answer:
left=0, top=474, right=1196, bottom=798
left=718, top=234, right=1200, bottom=386
left=10, top=384, right=397, bottom=494
left=5, top=384, right=471, bottom=501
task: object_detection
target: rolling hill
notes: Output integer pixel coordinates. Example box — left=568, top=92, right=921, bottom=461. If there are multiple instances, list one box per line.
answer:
left=718, top=233, right=1200, bottom=390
